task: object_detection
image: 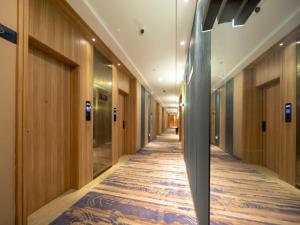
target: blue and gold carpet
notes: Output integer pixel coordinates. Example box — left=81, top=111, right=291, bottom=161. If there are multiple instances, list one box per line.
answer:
left=51, top=130, right=197, bottom=225
left=210, top=145, right=300, bottom=225
left=50, top=133, right=300, bottom=225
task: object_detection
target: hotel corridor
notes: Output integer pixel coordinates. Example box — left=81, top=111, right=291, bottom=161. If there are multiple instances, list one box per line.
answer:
left=48, top=130, right=197, bottom=225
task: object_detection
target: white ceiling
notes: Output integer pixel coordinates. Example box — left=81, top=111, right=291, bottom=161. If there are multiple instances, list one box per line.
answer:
left=211, top=0, right=300, bottom=90
left=67, top=0, right=197, bottom=107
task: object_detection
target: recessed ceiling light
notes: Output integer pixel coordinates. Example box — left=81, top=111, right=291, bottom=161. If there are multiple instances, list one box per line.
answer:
left=296, top=41, right=300, bottom=45
left=92, top=38, right=96, bottom=42
left=180, top=41, right=185, bottom=46
left=117, top=63, right=121, bottom=66
left=279, top=43, right=284, bottom=46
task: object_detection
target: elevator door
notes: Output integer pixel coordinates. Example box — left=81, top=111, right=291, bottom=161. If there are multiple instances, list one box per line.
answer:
left=118, top=94, right=125, bottom=158
left=93, top=48, right=112, bottom=177
left=262, top=81, right=280, bottom=173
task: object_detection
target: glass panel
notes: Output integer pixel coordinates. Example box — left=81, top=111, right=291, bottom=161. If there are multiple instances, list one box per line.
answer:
left=296, top=38, right=300, bottom=187
left=93, top=48, right=112, bottom=177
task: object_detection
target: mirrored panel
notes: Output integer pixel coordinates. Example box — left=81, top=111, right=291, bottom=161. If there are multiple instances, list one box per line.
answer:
left=93, top=48, right=112, bottom=177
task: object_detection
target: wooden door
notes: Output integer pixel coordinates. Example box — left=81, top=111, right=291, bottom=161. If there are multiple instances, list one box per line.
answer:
left=262, top=81, right=280, bottom=173
left=26, top=46, right=72, bottom=214
left=118, top=94, right=125, bottom=158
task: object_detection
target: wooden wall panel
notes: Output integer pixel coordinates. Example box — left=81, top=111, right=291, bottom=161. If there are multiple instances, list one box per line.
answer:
left=150, top=97, right=156, bottom=140
left=262, top=81, right=280, bottom=174
left=26, top=46, right=72, bottom=214
left=210, top=92, right=215, bottom=145
left=279, top=42, right=296, bottom=185
left=225, top=79, right=234, bottom=154
left=144, top=91, right=149, bottom=145
left=296, top=41, right=300, bottom=187
left=162, top=108, right=165, bottom=132
left=117, top=68, right=130, bottom=94
left=241, top=41, right=297, bottom=187
left=214, top=90, right=220, bottom=145
left=159, top=105, right=162, bottom=134
left=0, top=1, right=17, bottom=224
left=233, top=73, right=244, bottom=159
left=125, top=79, right=140, bottom=154
left=112, top=66, right=118, bottom=165
left=255, top=49, right=282, bottom=87
left=28, top=0, right=94, bottom=190
left=136, top=82, right=141, bottom=150
left=0, top=23, right=16, bottom=225
left=140, top=86, right=145, bottom=148
left=156, top=102, right=160, bottom=135
left=156, top=103, right=162, bottom=135
left=219, top=85, right=226, bottom=151
left=164, top=109, right=168, bottom=132
left=242, top=69, right=263, bottom=165
left=118, top=94, right=125, bottom=158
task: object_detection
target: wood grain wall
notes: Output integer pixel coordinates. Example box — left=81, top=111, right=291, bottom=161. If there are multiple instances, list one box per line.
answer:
left=156, top=103, right=162, bottom=135
left=144, top=91, right=149, bottom=145
left=219, top=85, right=226, bottom=151
left=28, top=0, right=94, bottom=192
left=242, top=68, right=263, bottom=165
left=117, top=68, right=130, bottom=94
left=26, top=46, right=73, bottom=214
left=163, top=108, right=168, bottom=132
left=211, top=92, right=215, bottom=145
left=0, top=1, right=17, bottom=224
left=18, top=0, right=145, bottom=223
left=255, top=49, right=282, bottom=87
left=239, top=41, right=297, bottom=186
left=280, top=42, right=296, bottom=185
left=112, top=66, right=118, bottom=164
left=233, top=73, right=244, bottom=159
left=124, top=79, right=141, bottom=154
left=150, top=97, right=156, bottom=140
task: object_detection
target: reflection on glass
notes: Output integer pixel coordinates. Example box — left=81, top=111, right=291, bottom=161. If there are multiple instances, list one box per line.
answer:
left=93, top=48, right=112, bottom=177
left=297, top=38, right=300, bottom=187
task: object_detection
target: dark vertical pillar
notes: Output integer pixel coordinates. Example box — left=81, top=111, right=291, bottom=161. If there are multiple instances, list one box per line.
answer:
left=141, top=86, right=145, bottom=148
left=214, top=89, right=220, bottom=145
left=296, top=39, right=300, bottom=187
left=184, top=0, right=210, bottom=224
left=226, top=79, right=234, bottom=154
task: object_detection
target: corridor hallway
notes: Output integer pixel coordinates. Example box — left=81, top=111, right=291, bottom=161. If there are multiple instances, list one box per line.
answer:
left=210, top=146, right=300, bottom=225
left=42, top=129, right=197, bottom=225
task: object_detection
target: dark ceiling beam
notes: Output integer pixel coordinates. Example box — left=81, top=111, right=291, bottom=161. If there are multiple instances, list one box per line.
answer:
left=217, top=0, right=244, bottom=23
left=233, top=0, right=261, bottom=26
left=202, top=0, right=223, bottom=32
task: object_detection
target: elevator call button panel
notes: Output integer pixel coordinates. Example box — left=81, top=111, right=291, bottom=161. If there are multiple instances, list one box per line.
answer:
left=285, top=103, right=292, bottom=123
left=86, top=101, right=91, bottom=121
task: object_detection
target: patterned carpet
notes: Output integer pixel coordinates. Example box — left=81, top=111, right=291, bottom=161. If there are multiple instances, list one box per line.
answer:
left=210, top=145, right=300, bottom=225
left=50, top=133, right=300, bottom=225
left=51, top=130, right=197, bottom=225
